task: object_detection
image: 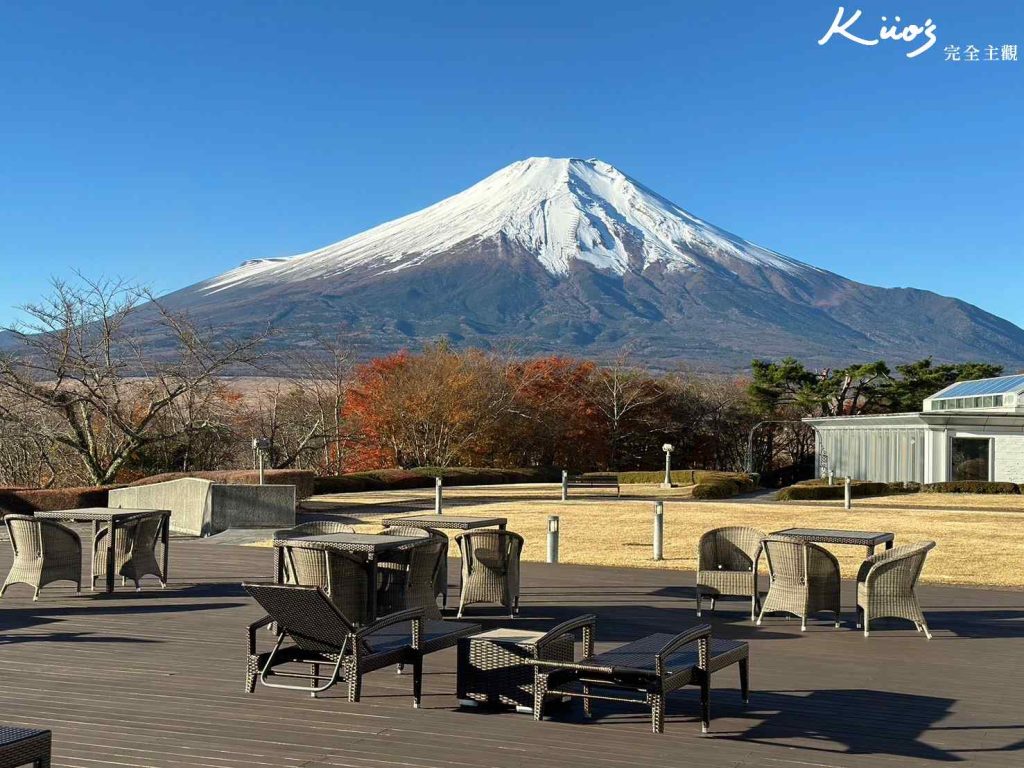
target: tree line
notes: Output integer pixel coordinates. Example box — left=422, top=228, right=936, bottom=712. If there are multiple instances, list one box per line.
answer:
left=0, top=278, right=1007, bottom=488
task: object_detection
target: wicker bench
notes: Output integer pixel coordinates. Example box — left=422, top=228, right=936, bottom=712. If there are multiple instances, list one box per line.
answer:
left=0, top=726, right=51, bottom=768
left=564, top=474, right=621, bottom=497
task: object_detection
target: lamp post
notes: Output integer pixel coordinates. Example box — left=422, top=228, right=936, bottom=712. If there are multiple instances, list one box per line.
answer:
left=661, top=443, right=675, bottom=489
left=252, top=437, right=272, bottom=484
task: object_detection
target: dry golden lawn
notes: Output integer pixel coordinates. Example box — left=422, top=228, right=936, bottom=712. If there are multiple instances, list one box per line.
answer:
left=816, top=492, right=1024, bottom=513
left=298, top=485, right=1024, bottom=589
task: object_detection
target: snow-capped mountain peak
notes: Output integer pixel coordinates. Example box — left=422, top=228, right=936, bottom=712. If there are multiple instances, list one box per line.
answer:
left=203, top=157, right=816, bottom=293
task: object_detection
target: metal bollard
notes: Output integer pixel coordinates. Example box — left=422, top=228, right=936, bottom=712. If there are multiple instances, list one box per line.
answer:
left=435, top=476, right=443, bottom=515
left=547, top=515, right=560, bottom=563
left=844, top=476, right=852, bottom=510
left=561, top=470, right=568, bottom=501
left=653, top=501, right=664, bottom=561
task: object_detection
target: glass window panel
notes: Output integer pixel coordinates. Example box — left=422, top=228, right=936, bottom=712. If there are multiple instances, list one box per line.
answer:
left=951, top=438, right=990, bottom=481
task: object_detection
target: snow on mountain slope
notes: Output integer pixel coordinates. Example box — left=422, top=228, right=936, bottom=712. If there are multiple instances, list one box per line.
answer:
left=203, top=157, right=820, bottom=294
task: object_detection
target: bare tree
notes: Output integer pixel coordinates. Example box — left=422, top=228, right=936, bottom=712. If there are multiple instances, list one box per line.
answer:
left=0, top=276, right=265, bottom=486
left=583, top=356, right=664, bottom=469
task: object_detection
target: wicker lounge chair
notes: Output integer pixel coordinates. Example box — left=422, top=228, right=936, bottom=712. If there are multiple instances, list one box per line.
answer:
left=0, top=725, right=51, bottom=767
left=531, top=615, right=749, bottom=734
left=454, top=529, right=523, bottom=618
left=857, top=540, right=936, bottom=638
left=757, top=536, right=841, bottom=630
left=275, top=521, right=355, bottom=584
left=1, top=515, right=82, bottom=600
left=695, top=526, right=766, bottom=620
left=93, top=511, right=166, bottom=590
left=243, top=583, right=479, bottom=706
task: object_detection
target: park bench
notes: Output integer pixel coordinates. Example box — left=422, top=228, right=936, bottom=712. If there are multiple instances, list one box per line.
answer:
left=563, top=473, right=620, bottom=498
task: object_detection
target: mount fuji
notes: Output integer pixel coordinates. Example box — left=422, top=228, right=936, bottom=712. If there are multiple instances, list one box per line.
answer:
left=150, top=157, right=1024, bottom=369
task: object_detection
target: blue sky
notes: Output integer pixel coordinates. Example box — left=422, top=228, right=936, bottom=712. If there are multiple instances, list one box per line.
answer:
left=1, top=1, right=1022, bottom=328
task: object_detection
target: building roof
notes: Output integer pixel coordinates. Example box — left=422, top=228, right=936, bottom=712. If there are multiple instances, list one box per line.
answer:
left=931, top=374, right=1024, bottom=400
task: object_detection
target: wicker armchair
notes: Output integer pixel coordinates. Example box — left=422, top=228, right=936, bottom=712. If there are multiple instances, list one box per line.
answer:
left=454, top=529, right=523, bottom=618
left=93, top=511, right=166, bottom=590
left=275, top=521, right=355, bottom=584
left=1, top=515, right=82, bottom=600
left=387, top=526, right=448, bottom=607
left=283, top=545, right=370, bottom=625
left=243, top=583, right=479, bottom=705
left=695, top=526, right=766, bottom=620
left=857, top=541, right=936, bottom=638
left=757, top=537, right=841, bottom=630
left=387, top=527, right=447, bottom=620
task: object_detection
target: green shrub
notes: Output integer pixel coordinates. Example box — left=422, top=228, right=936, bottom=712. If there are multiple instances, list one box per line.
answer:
left=0, top=485, right=124, bottom=515
left=691, top=480, right=740, bottom=499
left=922, top=481, right=1020, bottom=494
left=131, top=469, right=318, bottom=499
left=617, top=470, right=695, bottom=485
left=312, top=466, right=560, bottom=494
left=776, top=481, right=891, bottom=501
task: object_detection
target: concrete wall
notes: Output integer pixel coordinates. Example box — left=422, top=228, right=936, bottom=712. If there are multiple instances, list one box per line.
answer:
left=109, top=478, right=295, bottom=536
left=109, top=478, right=213, bottom=536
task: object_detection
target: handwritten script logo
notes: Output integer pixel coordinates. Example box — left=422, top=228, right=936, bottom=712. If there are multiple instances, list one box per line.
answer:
left=818, top=6, right=937, bottom=58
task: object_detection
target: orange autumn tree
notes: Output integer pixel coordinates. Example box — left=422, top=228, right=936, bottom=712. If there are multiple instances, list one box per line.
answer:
left=343, top=344, right=527, bottom=469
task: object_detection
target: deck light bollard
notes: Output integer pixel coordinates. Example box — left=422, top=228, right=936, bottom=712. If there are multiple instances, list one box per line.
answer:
left=844, top=476, right=852, bottom=510
left=561, top=470, right=568, bottom=501
left=435, top=476, right=443, bottom=515
left=661, top=443, right=675, bottom=489
left=653, top=501, right=664, bottom=561
left=547, top=515, right=560, bottom=563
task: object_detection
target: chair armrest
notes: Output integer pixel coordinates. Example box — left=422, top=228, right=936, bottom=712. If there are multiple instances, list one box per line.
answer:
left=355, top=607, right=425, bottom=639
left=858, top=543, right=927, bottom=583
left=656, top=624, right=711, bottom=661
left=247, top=615, right=275, bottom=654
left=535, top=614, right=597, bottom=655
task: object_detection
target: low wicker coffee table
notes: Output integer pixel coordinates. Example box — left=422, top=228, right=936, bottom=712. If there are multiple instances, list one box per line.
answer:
left=0, top=726, right=51, bottom=768
left=457, top=628, right=574, bottom=713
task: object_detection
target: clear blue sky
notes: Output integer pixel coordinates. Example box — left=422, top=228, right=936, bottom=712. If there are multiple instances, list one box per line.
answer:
left=1, top=1, right=1022, bottom=327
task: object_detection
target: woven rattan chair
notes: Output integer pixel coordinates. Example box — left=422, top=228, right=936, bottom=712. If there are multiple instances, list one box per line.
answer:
left=695, top=526, right=766, bottom=620
left=275, top=521, right=355, bottom=584
left=1, top=515, right=82, bottom=600
left=531, top=615, right=750, bottom=734
left=387, top=526, right=448, bottom=607
left=454, top=529, right=523, bottom=618
left=284, top=545, right=370, bottom=625
left=757, top=537, right=841, bottom=630
left=243, top=583, right=479, bottom=706
left=857, top=540, right=936, bottom=638
left=387, top=527, right=447, bottom=620
left=93, top=511, right=165, bottom=590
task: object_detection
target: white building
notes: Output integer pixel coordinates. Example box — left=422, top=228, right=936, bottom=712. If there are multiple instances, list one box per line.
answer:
left=804, top=374, right=1024, bottom=484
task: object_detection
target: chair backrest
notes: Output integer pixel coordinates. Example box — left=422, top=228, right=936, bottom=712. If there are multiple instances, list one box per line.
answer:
left=405, top=529, right=448, bottom=587
left=698, top=526, right=766, bottom=571
left=870, top=540, right=936, bottom=591
left=275, top=520, right=355, bottom=540
left=244, top=583, right=356, bottom=654
left=284, top=546, right=369, bottom=624
left=4, top=515, right=77, bottom=559
left=763, top=537, right=836, bottom=586
left=456, top=530, right=524, bottom=577
left=126, top=512, right=164, bottom=555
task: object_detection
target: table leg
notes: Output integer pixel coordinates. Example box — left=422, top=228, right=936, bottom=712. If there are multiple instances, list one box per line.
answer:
left=885, top=540, right=894, bottom=550
left=367, top=557, right=379, bottom=624
left=498, top=522, right=507, bottom=531
left=90, top=520, right=99, bottom=591
left=106, top=521, right=117, bottom=594
left=274, top=546, right=284, bottom=584
left=866, top=545, right=875, bottom=559
left=161, top=514, right=170, bottom=587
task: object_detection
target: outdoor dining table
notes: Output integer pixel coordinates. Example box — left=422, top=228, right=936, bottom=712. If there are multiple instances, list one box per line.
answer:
left=380, top=514, right=508, bottom=531
left=770, top=528, right=895, bottom=558
left=272, top=532, right=431, bottom=623
left=34, top=507, right=171, bottom=594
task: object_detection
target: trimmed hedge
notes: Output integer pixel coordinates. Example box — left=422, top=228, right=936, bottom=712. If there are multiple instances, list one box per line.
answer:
left=691, top=480, right=741, bottom=500
left=0, top=485, right=123, bottom=515
left=131, top=469, right=317, bottom=499
left=776, top=480, right=890, bottom=501
left=616, top=470, right=756, bottom=491
left=313, top=467, right=561, bottom=495
left=922, top=481, right=1020, bottom=494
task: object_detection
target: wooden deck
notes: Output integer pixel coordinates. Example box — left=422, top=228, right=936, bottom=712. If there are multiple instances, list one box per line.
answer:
left=1, top=536, right=1022, bottom=767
